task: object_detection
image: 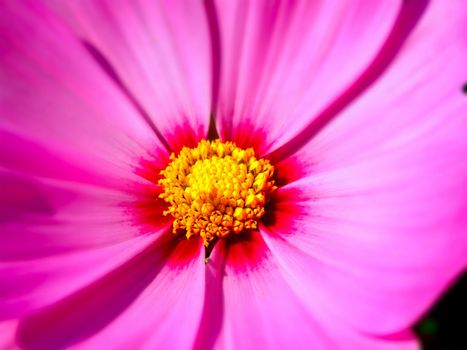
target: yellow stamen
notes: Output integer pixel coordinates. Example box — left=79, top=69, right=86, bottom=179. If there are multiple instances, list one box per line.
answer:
left=158, top=140, right=276, bottom=246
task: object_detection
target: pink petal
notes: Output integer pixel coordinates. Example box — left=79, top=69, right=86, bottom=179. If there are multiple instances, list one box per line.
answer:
left=0, top=321, right=18, bottom=349
left=0, top=130, right=112, bottom=189
left=198, top=233, right=418, bottom=349
left=266, top=1, right=467, bottom=333
left=0, top=233, right=159, bottom=320
left=214, top=1, right=406, bottom=154
left=0, top=0, right=167, bottom=184
left=45, top=0, right=212, bottom=151
left=16, top=236, right=205, bottom=349
left=0, top=171, right=170, bottom=259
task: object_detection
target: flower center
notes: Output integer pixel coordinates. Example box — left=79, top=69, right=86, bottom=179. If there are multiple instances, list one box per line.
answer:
left=158, top=140, right=276, bottom=246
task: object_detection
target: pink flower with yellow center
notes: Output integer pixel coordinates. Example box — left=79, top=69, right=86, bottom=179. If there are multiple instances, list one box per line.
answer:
left=1, top=0, right=466, bottom=349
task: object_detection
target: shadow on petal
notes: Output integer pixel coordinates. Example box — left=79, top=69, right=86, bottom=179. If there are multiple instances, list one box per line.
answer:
left=15, top=232, right=179, bottom=349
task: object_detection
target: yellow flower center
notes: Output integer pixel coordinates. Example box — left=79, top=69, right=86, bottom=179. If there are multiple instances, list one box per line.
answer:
left=158, top=140, right=276, bottom=246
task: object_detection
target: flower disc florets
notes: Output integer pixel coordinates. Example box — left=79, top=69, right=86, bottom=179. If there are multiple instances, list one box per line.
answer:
left=158, top=140, right=276, bottom=246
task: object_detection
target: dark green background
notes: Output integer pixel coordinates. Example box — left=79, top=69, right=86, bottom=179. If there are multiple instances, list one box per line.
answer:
left=415, top=273, right=467, bottom=349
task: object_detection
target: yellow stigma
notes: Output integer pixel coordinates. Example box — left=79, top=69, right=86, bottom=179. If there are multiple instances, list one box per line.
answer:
left=158, top=140, right=276, bottom=246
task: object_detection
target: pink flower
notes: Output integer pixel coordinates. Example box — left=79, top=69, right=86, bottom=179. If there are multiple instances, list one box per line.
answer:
left=1, top=0, right=466, bottom=349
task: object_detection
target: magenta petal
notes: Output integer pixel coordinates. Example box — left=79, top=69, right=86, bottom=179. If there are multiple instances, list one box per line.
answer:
left=0, top=1, right=167, bottom=183
left=265, top=2, right=467, bottom=334
left=268, top=150, right=467, bottom=334
left=193, top=257, right=223, bottom=350
left=201, top=234, right=418, bottom=349
left=0, top=321, right=18, bottom=349
left=0, top=233, right=159, bottom=321
left=16, top=236, right=205, bottom=349
left=283, top=1, right=467, bottom=176
left=0, top=130, right=113, bottom=188
left=46, top=0, right=212, bottom=149
left=0, top=171, right=168, bottom=259
left=214, top=1, right=402, bottom=154
left=209, top=235, right=331, bottom=349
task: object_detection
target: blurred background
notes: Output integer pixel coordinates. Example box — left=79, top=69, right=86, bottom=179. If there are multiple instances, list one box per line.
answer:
left=415, top=273, right=467, bottom=349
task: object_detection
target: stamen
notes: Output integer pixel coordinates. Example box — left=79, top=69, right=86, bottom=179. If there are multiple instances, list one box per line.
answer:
left=158, top=140, right=276, bottom=246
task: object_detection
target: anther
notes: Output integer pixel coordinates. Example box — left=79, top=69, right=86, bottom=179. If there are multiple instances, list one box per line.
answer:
left=158, top=140, right=276, bottom=246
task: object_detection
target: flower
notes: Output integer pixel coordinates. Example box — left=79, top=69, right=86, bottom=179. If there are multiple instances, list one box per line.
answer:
left=1, top=0, right=466, bottom=349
